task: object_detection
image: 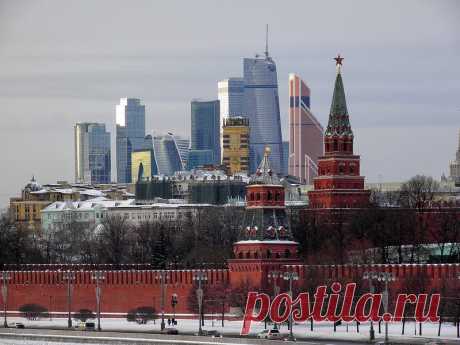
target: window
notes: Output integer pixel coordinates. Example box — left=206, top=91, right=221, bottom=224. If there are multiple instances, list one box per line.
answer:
left=333, top=140, right=338, bottom=151
left=267, top=191, right=272, bottom=200
left=256, top=193, right=260, bottom=201
left=266, top=249, right=271, bottom=258
left=285, top=249, right=291, bottom=258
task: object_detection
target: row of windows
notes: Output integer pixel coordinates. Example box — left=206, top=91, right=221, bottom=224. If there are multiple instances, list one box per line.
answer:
left=248, top=191, right=282, bottom=201
left=236, top=249, right=292, bottom=259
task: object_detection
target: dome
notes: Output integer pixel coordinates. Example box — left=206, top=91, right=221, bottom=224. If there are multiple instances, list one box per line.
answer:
left=24, top=176, right=42, bottom=192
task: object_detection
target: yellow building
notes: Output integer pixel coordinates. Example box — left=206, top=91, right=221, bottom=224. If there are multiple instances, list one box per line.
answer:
left=222, top=117, right=249, bottom=175
left=131, top=149, right=156, bottom=183
left=9, top=177, right=80, bottom=231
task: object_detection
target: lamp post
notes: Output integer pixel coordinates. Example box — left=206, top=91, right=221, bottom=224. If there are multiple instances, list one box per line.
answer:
left=363, top=271, right=377, bottom=341
left=156, top=271, right=169, bottom=331
left=171, top=293, right=178, bottom=324
left=268, top=270, right=281, bottom=330
left=62, top=271, right=75, bottom=328
left=91, top=271, right=105, bottom=331
left=193, top=271, right=207, bottom=336
left=1, top=272, right=11, bottom=328
left=283, top=271, right=299, bottom=342
left=365, top=271, right=396, bottom=344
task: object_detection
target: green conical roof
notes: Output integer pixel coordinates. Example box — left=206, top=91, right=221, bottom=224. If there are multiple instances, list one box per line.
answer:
left=325, top=71, right=353, bottom=137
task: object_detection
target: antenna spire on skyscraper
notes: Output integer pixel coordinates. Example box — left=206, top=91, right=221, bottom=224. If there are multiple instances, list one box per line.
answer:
left=265, top=24, right=269, bottom=58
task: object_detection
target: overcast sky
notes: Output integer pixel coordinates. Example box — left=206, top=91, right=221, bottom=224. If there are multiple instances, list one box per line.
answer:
left=0, top=0, right=459, bottom=207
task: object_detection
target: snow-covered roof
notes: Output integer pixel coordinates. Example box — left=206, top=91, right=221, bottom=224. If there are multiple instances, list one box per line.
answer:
left=42, top=198, right=135, bottom=212
left=235, top=240, right=299, bottom=245
left=79, top=189, right=106, bottom=197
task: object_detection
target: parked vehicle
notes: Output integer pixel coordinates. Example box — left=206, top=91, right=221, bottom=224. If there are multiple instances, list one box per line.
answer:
left=201, top=330, right=222, bottom=337
left=257, top=328, right=283, bottom=340
left=15, top=322, right=25, bottom=329
left=84, top=322, right=95, bottom=330
left=161, top=328, right=179, bottom=335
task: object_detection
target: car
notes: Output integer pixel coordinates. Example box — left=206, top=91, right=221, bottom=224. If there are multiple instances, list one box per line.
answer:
left=15, top=322, right=25, bottom=329
left=201, top=330, right=222, bottom=338
left=84, top=322, right=95, bottom=330
left=161, top=327, right=179, bottom=335
left=257, top=328, right=283, bottom=340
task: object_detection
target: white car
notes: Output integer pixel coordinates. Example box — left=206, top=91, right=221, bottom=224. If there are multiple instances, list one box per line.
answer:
left=257, top=328, right=283, bottom=340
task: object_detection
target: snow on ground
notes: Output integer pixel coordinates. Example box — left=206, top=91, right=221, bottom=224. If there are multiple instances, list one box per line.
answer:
left=4, top=316, right=459, bottom=342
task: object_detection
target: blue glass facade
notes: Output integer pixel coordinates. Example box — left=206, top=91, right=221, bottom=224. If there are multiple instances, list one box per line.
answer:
left=116, top=98, right=146, bottom=183
left=187, top=149, right=214, bottom=170
left=153, top=135, right=183, bottom=176
left=190, top=100, right=220, bottom=165
left=243, top=56, right=284, bottom=174
left=74, top=123, right=111, bottom=184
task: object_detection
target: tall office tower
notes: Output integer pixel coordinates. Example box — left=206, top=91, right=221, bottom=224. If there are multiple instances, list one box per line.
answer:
left=222, top=117, right=250, bottom=175
left=288, top=74, right=324, bottom=184
left=153, top=134, right=183, bottom=176
left=449, top=129, right=460, bottom=186
left=282, top=141, right=289, bottom=177
left=190, top=100, right=220, bottom=165
left=74, top=123, right=111, bottom=184
left=116, top=98, right=146, bottom=183
left=173, top=136, right=190, bottom=168
left=131, top=149, right=158, bottom=183
left=218, top=78, right=245, bottom=118
left=243, top=41, right=283, bottom=174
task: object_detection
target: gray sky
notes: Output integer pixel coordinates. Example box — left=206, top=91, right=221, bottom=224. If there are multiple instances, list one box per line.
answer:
left=0, top=0, right=459, bottom=207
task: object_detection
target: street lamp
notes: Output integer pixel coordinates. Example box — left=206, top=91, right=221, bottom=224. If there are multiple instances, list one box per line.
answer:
left=1, top=272, right=11, bottom=328
left=62, top=271, right=75, bottom=328
left=365, top=271, right=396, bottom=345
left=283, top=271, right=299, bottom=342
left=155, top=271, right=169, bottom=331
left=193, top=271, right=208, bottom=336
left=91, top=271, right=105, bottom=331
left=171, top=293, right=178, bottom=324
left=268, top=270, right=282, bottom=330
left=363, top=271, right=378, bottom=341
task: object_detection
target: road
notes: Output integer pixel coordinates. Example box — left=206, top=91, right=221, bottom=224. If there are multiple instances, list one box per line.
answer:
left=0, top=327, right=457, bottom=345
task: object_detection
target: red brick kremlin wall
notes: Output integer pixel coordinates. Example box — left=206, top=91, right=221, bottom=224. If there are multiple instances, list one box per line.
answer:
left=1, top=263, right=459, bottom=317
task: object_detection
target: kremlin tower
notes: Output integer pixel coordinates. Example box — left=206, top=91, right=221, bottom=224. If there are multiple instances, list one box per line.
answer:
left=308, top=56, right=370, bottom=208
left=228, top=147, right=302, bottom=287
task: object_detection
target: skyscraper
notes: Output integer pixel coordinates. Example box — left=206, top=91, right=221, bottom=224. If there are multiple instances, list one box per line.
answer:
left=153, top=134, right=183, bottom=176
left=449, top=129, right=460, bottom=186
left=282, top=141, right=289, bottom=177
left=218, top=78, right=245, bottom=119
left=173, top=136, right=190, bottom=168
left=116, top=98, right=146, bottom=183
left=288, top=74, right=324, bottom=184
left=222, top=117, right=250, bottom=175
left=131, top=149, right=158, bottom=183
left=190, top=100, right=220, bottom=165
left=74, top=123, right=111, bottom=184
left=218, top=78, right=245, bottom=159
left=243, top=44, right=283, bottom=174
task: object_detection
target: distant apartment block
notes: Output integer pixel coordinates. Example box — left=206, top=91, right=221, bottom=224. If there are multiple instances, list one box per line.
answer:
left=222, top=117, right=249, bottom=175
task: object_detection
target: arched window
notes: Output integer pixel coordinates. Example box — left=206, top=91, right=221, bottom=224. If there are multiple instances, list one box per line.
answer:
left=250, top=193, right=254, bottom=201
left=333, top=140, right=338, bottom=151
left=246, top=252, right=250, bottom=259
left=349, top=165, right=355, bottom=174
left=267, top=191, right=272, bottom=200
left=238, top=252, right=243, bottom=259
left=256, top=193, right=261, bottom=201
left=276, top=252, right=280, bottom=259
left=266, top=249, right=271, bottom=258
left=275, top=192, right=280, bottom=201
left=254, top=252, right=259, bottom=259
left=339, top=165, right=345, bottom=174
left=284, top=249, right=291, bottom=258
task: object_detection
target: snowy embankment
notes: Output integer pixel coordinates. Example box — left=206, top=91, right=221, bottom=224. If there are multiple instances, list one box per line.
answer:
left=4, top=316, right=459, bottom=342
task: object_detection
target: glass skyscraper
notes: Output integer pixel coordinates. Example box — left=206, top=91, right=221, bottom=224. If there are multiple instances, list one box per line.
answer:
left=116, top=98, right=146, bottom=183
left=74, top=123, right=111, bottom=184
left=153, top=134, right=184, bottom=176
left=190, top=100, right=220, bottom=165
left=288, top=74, right=324, bottom=184
left=243, top=52, right=284, bottom=174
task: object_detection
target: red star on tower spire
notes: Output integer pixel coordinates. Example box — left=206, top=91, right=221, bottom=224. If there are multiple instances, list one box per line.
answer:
left=334, top=54, right=344, bottom=66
